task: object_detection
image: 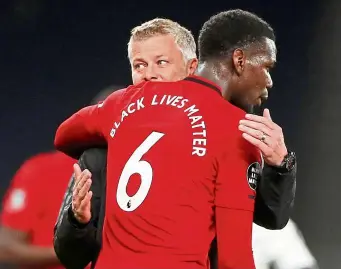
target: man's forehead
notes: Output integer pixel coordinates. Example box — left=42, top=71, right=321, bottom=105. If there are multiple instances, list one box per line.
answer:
left=249, top=37, right=277, bottom=60
left=130, top=34, right=180, bottom=59
left=131, top=34, right=177, bottom=51
left=264, top=37, right=277, bottom=61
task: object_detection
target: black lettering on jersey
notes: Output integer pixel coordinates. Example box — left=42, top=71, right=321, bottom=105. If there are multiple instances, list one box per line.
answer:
left=246, top=162, right=261, bottom=191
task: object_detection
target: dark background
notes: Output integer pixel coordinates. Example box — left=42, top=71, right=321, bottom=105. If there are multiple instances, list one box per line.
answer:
left=0, top=0, right=340, bottom=268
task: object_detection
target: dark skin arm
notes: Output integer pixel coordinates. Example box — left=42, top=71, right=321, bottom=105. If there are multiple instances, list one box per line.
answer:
left=0, top=226, right=60, bottom=266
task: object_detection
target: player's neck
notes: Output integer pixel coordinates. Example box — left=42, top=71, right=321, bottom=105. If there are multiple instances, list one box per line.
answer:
left=195, top=61, right=229, bottom=97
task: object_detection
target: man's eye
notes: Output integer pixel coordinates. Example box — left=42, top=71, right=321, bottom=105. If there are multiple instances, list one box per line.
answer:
left=157, top=60, right=168, bottom=66
left=134, top=63, right=145, bottom=70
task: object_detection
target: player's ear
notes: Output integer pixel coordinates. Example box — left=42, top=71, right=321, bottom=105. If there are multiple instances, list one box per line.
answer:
left=187, top=58, right=198, bottom=75
left=232, top=49, right=246, bottom=76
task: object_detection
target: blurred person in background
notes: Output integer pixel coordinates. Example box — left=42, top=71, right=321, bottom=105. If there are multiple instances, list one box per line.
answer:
left=0, top=150, right=74, bottom=269
left=0, top=86, right=115, bottom=269
left=253, top=219, right=318, bottom=269
left=54, top=10, right=296, bottom=269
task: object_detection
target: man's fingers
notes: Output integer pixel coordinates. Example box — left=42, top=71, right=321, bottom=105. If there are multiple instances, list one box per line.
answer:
left=263, top=108, right=272, bottom=120
left=73, top=177, right=91, bottom=208
left=239, top=125, right=264, bottom=141
left=75, top=191, right=92, bottom=224
left=73, top=165, right=91, bottom=185
left=74, top=169, right=92, bottom=191
left=72, top=179, right=91, bottom=212
left=242, top=133, right=272, bottom=156
left=245, top=113, right=274, bottom=130
left=79, top=191, right=93, bottom=212
left=78, top=171, right=91, bottom=191
left=82, top=169, right=92, bottom=180
left=78, top=179, right=92, bottom=200
left=72, top=170, right=92, bottom=210
left=239, top=120, right=272, bottom=137
left=73, top=163, right=82, bottom=179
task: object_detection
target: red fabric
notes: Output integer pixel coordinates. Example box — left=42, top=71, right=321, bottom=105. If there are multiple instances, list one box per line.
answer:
left=1, top=151, right=75, bottom=269
left=55, top=76, right=258, bottom=269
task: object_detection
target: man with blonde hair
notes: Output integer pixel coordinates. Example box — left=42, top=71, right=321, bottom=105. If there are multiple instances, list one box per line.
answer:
left=127, top=18, right=198, bottom=85
left=54, top=11, right=296, bottom=269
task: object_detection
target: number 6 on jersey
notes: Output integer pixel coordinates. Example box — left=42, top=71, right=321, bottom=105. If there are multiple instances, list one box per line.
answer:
left=116, top=131, right=165, bottom=212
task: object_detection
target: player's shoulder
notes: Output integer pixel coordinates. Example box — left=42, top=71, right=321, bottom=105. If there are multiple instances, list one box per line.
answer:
left=38, top=151, right=74, bottom=165
left=178, top=76, right=246, bottom=118
left=99, top=87, right=127, bottom=107
left=212, top=101, right=245, bottom=139
left=215, top=104, right=259, bottom=154
left=19, top=151, right=74, bottom=173
left=19, top=151, right=56, bottom=170
left=107, top=87, right=127, bottom=100
left=220, top=98, right=246, bottom=121
left=9, top=152, right=60, bottom=186
left=179, top=75, right=223, bottom=97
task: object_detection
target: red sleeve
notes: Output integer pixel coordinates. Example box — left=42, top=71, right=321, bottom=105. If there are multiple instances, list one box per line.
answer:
left=215, top=130, right=261, bottom=269
left=54, top=104, right=107, bottom=158
left=55, top=89, right=126, bottom=158
left=1, top=157, right=43, bottom=233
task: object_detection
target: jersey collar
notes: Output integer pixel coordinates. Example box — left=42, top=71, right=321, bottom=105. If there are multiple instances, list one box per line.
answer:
left=183, top=75, right=222, bottom=96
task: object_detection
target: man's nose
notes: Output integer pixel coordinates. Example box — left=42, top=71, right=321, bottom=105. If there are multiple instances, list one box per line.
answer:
left=144, top=65, right=158, bottom=81
left=266, top=75, right=273, bottom=89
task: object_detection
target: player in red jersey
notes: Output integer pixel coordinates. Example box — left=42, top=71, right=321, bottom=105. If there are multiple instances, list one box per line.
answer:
left=0, top=151, right=74, bottom=269
left=55, top=10, right=277, bottom=269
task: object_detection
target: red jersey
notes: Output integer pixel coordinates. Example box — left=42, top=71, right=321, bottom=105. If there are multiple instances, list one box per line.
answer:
left=55, top=76, right=261, bottom=269
left=1, top=151, right=75, bottom=269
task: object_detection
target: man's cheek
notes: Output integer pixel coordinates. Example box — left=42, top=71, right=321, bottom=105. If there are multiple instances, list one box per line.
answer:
left=171, top=72, right=187, bottom=82
left=132, top=73, right=143, bottom=85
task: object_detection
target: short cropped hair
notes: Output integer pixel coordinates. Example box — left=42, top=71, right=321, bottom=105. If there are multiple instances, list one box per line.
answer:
left=198, top=9, right=275, bottom=62
left=127, top=18, right=196, bottom=62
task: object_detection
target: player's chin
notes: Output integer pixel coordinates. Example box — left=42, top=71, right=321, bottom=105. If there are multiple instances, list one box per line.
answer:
left=256, top=96, right=268, bottom=106
left=253, top=97, right=263, bottom=107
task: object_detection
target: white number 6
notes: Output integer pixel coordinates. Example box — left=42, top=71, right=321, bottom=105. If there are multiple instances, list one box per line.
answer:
left=116, top=131, right=165, bottom=212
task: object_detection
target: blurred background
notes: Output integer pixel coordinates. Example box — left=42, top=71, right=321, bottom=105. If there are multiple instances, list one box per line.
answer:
left=0, top=0, right=340, bottom=268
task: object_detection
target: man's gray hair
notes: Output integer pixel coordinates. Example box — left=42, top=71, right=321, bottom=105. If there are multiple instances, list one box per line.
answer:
left=127, top=18, right=197, bottom=63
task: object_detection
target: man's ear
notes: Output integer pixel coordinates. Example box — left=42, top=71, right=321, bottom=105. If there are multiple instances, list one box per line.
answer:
left=232, top=49, right=246, bottom=76
left=187, top=58, right=199, bottom=75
